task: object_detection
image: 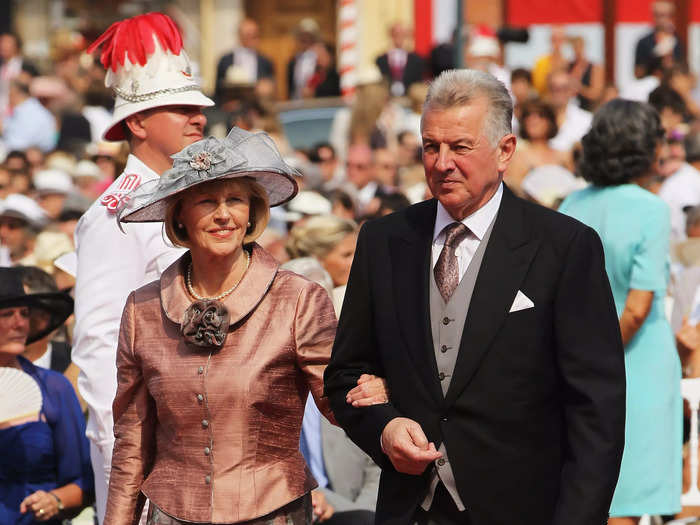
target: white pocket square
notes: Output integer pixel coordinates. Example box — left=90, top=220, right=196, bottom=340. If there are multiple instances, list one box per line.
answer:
left=509, top=290, right=534, bottom=313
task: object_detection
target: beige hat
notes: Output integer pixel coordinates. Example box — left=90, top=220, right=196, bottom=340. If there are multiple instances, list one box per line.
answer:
left=34, top=231, right=74, bottom=274
left=87, top=12, right=214, bottom=142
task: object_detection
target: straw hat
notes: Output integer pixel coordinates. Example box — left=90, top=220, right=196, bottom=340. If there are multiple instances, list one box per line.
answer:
left=87, top=12, right=214, bottom=142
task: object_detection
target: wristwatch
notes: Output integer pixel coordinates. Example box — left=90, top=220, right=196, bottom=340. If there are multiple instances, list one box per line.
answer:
left=49, top=492, right=64, bottom=511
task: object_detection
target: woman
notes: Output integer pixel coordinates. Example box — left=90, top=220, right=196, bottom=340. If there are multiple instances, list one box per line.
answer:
left=107, top=128, right=385, bottom=525
left=568, top=36, right=604, bottom=111
left=508, top=98, right=572, bottom=195
left=286, top=215, right=358, bottom=314
left=0, top=267, right=93, bottom=524
left=559, top=99, right=681, bottom=524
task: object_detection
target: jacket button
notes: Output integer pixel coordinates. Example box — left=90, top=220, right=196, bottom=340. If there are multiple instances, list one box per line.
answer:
left=441, top=345, right=448, bottom=353
left=196, top=394, right=204, bottom=403
left=438, top=372, right=445, bottom=381
left=204, top=447, right=211, bottom=456
left=442, top=416, right=448, bottom=422
left=202, top=419, right=209, bottom=428
left=205, top=475, right=211, bottom=484
left=198, top=366, right=204, bottom=374
left=437, top=458, right=446, bottom=467
left=442, top=317, right=450, bottom=325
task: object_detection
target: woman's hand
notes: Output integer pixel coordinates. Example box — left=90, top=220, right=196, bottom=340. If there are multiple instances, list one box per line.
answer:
left=20, top=490, right=61, bottom=522
left=346, top=374, right=389, bottom=407
left=311, top=490, right=334, bottom=522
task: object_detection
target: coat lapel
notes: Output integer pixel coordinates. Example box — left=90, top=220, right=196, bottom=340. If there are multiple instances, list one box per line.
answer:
left=389, top=199, right=445, bottom=405
left=444, top=187, right=540, bottom=407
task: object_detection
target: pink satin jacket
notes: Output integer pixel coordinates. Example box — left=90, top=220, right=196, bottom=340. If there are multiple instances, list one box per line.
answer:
left=103, top=244, right=337, bottom=524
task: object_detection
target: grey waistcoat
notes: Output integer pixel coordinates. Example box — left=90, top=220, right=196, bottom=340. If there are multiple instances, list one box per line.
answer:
left=421, top=215, right=496, bottom=512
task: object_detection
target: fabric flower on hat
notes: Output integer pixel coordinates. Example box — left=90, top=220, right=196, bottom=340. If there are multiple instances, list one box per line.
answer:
left=166, top=136, right=245, bottom=184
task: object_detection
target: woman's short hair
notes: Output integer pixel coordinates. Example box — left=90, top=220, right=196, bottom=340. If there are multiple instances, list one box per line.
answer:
left=578, top=99, right=663, bottom=187
left=422, top=69, right=513, bottom=146
left=164, top=177, right=270, bottom=248
left=286, top=215, right=358, bottom=260
left=518, top=99, right=558, bottom=140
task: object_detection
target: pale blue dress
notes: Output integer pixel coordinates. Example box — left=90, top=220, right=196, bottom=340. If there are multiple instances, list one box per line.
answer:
left=560, top=183, right=681, bottom=516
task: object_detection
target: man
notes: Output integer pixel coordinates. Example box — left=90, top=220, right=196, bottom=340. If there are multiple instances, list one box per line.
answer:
left=546, top=69, right=592, bottom=153
left=344, top=143, right=376, bottom=212
left=659, top=130, right=700, bottom=242
left=1, top=78, right=57, bottom=152
left=287, top=18, right=320, bottom=99
left=215, top=18, right=274, bottom=101
left=0, top=32, right=35, bottom=119
left=72, top=13, right=213, bottom=523
left=634, top=0, right=683, bottom=79
left=324, top=69, right=625, bottom=524
left=376, top=22, right=425, bottom=97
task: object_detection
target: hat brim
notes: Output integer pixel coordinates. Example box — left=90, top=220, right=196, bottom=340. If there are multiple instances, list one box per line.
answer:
left=0, top=292, right=74, bottom=344
left=120, top=169, right=298, bottom=223
left=103, top=90, right=215, bottom=142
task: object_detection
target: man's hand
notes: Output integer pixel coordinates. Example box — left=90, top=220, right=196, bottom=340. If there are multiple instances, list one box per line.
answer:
left=345, top=374, right=389, bottom=407
left=311, top=489, right=334, bottom=522
left=381, top=417, right=442, bottom=475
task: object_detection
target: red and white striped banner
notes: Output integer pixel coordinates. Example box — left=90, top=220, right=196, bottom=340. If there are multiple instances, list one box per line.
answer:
left=338, top=0, right=359, bottom=98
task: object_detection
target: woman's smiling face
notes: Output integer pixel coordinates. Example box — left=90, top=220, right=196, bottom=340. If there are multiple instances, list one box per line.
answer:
left=177, top=179, right=252, bottom=259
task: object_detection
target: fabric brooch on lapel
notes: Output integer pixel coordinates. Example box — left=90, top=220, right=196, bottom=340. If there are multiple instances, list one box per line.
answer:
left=181, top=300, right=230, bottom=349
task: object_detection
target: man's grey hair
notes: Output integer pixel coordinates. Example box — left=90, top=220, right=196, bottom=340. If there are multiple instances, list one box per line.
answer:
left=422, top=69, right=513, bottom=146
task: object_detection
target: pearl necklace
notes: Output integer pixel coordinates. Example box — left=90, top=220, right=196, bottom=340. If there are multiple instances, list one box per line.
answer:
left=186, top=250, right=250, bottom=301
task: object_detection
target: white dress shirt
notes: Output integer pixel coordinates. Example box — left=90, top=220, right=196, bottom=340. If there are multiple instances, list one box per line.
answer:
left=233, top=47, right=258, bottom=83
left=72, top=154, right=184, bottom=523
left=421, top=183, right=503, bottom=512
left=432, top=183, right=504, bottom=276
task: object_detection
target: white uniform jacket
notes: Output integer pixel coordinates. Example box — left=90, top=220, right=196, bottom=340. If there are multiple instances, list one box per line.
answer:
left=72, top=154, right=183, bottom=450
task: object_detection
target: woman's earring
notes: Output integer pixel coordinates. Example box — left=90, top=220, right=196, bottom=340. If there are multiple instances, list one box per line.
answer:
left=247, top=221, right=251, bottom=228
left=178, top=223, right=184, bottom=229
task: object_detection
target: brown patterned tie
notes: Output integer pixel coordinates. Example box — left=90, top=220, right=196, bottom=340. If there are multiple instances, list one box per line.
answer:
left=434, top=222, right=470, bottom=303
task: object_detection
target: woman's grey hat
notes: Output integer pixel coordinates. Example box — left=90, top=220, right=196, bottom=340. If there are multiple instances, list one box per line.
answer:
left=117, top=127, right=299, bottom=224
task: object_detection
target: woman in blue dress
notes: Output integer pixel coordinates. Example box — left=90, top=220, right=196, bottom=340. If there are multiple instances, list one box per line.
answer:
left=559, top=99, right=681, bottom=525
left=0, top=267, right=94, bottom=524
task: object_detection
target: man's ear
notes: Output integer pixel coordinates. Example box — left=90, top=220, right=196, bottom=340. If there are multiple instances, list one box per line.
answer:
left=497, top=134, right=517, bottom=173
left=124, top=111, right=148, bottom=140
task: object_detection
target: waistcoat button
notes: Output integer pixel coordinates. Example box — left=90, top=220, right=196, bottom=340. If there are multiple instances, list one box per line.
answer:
left=202, top=419, right=209, bottom=428
left=196, top=394, right=204, bottom=402
left=205, top=475, right=211, bottom=484
left=204, top=447, right=210, bottom=456
left=198, top=366, right=204, bottom=374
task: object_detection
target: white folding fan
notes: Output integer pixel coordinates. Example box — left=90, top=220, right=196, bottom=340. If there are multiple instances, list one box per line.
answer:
left=0, top=367, right=42, bottom=424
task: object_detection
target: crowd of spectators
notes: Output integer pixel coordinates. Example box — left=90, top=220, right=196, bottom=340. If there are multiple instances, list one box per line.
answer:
left=3, top=1, right=700, bottom=522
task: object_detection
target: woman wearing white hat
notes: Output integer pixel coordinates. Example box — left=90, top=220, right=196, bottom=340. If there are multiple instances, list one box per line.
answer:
left=104, top=128, right=386, bottom=525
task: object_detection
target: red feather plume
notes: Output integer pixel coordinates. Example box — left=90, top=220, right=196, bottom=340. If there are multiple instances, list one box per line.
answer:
left=87, top=12, right=183, bottom=72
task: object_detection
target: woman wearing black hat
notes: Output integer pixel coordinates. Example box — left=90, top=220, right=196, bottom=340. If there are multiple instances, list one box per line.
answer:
left=0, top=267, right=94, bottom=524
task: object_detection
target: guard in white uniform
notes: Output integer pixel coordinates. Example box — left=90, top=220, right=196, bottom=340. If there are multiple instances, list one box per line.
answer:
left=72, top=13, right=213, bottom=523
